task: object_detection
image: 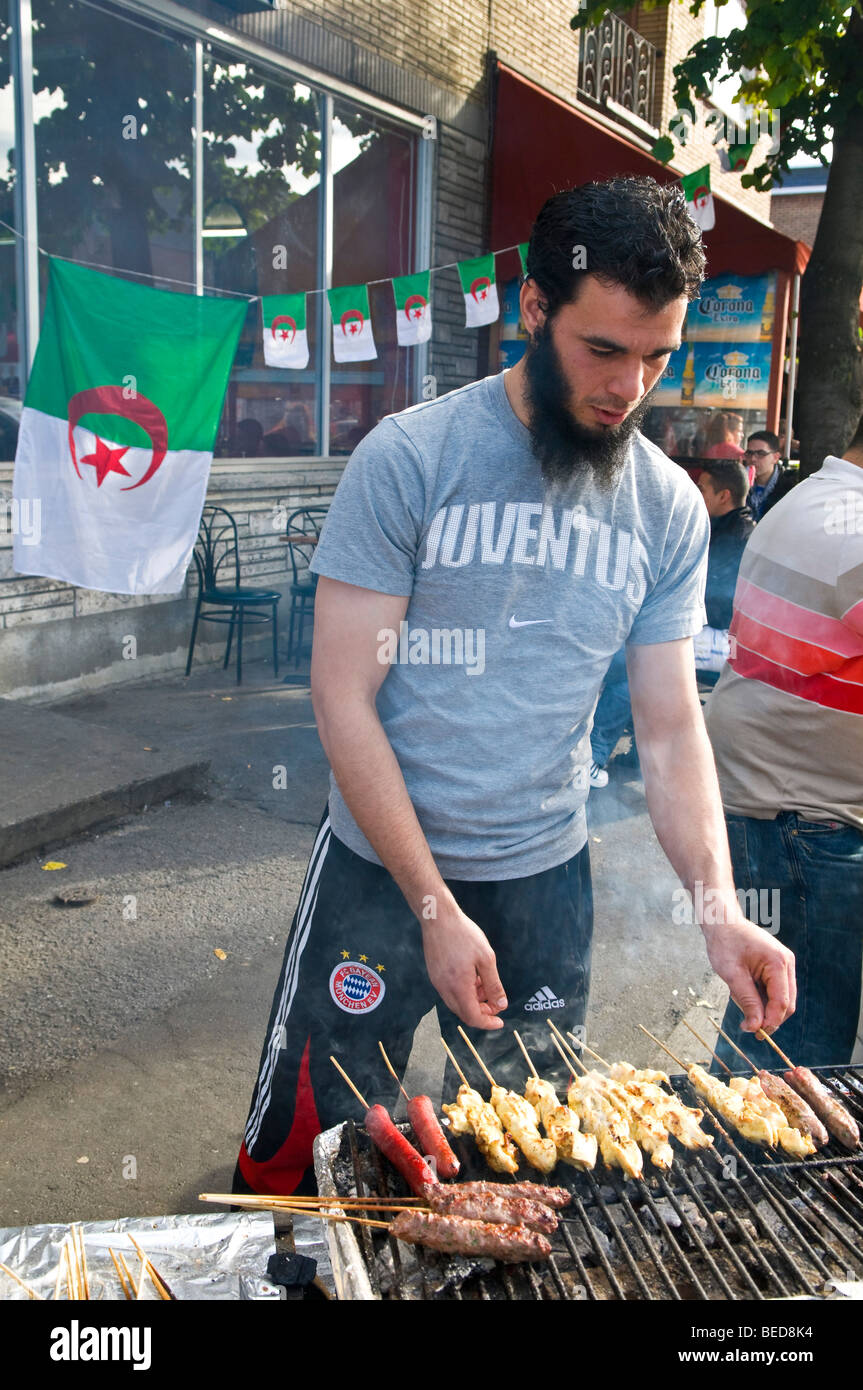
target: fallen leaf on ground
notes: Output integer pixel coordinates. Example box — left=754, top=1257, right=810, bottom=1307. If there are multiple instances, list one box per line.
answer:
left=213, top=948, right=227, bottom=960
left=76, top=1156, right=89, bottom=1165
left=42, top=862, right=67, bottom=871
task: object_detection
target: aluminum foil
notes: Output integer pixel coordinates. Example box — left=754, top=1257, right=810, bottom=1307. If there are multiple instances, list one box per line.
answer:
left=313, top=1124, right=377, bottom=1302
left=0, top=1210, right=276, bottom=1301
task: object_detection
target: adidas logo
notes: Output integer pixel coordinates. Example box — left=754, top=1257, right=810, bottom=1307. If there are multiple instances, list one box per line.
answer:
left=524, top=986, right=565, bottom=1011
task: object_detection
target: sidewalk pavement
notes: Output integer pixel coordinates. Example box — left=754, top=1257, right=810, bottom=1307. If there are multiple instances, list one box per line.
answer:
left=0, top=653, right=803, bottom=1229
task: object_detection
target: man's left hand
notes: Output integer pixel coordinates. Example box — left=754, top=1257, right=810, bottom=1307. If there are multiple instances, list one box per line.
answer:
left=701, top=919, right=797, bottom=1034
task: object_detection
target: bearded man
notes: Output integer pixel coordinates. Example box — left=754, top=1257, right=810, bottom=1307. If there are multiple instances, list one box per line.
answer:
left=234, top=177, right=796, bottom=1197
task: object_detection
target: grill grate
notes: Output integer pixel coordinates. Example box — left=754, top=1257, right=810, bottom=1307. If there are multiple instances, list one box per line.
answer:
left=326, top=1064, right=863, bottom=1301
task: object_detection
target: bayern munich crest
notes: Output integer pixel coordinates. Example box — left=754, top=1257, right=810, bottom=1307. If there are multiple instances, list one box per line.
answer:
left=329, top=961, right=385, bottom=1015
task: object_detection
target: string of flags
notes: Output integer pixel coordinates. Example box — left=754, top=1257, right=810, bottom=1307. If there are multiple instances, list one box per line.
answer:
left=262, top=244, right=528, bottom=368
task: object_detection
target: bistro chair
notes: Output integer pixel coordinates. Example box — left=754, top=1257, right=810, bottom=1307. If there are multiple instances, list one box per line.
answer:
left=284, top=505, right=329, bottom=666
left=185, top=505, right=282, bottom=686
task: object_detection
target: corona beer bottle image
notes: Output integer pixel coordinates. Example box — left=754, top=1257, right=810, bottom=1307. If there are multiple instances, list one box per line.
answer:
left=760, top=284, right=775, bottom=340
left=681, top=349, right=695, bottom=405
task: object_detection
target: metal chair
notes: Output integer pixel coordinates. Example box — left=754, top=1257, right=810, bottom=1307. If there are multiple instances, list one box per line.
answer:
left=185, top=506, right=281, bottom=685
left=285, top=505, right=328, bottom=666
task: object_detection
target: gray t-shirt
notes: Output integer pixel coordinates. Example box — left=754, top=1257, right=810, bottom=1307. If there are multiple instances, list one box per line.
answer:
left=311, top=370, right=708, bottom=880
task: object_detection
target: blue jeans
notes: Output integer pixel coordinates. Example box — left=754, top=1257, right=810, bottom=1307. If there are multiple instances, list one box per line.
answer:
left=591, top=647, right=633, bottom=769
left=713, top=811, right=863, bottom=1071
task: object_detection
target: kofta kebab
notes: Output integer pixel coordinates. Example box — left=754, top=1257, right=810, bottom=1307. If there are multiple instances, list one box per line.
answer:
left=208, top=1018, right=859, bottom=1265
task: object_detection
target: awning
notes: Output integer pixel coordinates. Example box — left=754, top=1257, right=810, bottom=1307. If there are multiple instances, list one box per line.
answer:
left=491, top=63, right=810, bottom=281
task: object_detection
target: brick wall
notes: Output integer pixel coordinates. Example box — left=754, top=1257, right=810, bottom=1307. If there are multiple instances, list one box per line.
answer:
left=770, top=194, right=822, bottom=248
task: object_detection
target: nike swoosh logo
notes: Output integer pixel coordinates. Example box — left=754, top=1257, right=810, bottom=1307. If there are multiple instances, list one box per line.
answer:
left=509, top=615, right=553, bottom=629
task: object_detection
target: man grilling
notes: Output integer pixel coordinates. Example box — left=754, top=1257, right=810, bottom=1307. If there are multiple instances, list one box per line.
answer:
left=234, top=177, right=795, bottom=1197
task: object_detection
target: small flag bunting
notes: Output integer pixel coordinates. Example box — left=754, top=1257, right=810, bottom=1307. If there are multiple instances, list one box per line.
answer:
left=518, top=242, right=529, bottom=276
left=262, top=292, right=309, bottom=369
left=457, top=253, right=500, bottom=328
left=392, top=270, right=432, bottom=347
left=327, top=283, right=377, bottom=362
left=681, top=164, right=715, bottom=231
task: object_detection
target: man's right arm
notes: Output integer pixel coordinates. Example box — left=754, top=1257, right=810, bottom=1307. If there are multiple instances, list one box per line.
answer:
left=310, top=575, right=508, bottom=1029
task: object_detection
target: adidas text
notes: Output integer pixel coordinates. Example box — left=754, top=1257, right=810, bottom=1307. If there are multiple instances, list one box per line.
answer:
left=525, top=987, right=565, bottom=1011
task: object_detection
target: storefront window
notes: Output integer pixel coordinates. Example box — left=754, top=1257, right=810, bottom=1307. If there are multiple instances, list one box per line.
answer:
left=330, top=101, right=416, bottom=454
left=0, top=6, right=20, bottom=437
left=203, top=59, right=321, bottom=457
left=31, top=0, right=195, bottom=306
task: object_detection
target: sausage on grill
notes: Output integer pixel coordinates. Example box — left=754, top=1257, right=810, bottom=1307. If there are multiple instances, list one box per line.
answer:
left=499, top=1181, right=572, bottom=1210
left=757, top=1071, right=829, bottom=1147
left=427, top=1185, right=558, bottom=1234
left=783, top=1069, right=860, bottom=1151
left=390, top=1210, right=552, bottom=1262
left=407, top=1095, right=460, bottom=1179
left=364, top=1105, right=438, bottom=1195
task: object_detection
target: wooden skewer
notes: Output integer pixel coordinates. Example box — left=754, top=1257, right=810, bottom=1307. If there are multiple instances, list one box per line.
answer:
left=755, top=1029, right=796, bottom=1069
left=118, top=1251, right=136, bottom=1298
left=546, top=1018, right=588, bottom=1073
left=76, top=1224, right=90, bottom=1301
left=126, top=1235, right=172, bottom=1303
left=710, top=1017, right=760, bottom=1075
left=455, top=1024, right=497, bottom=1089
left=199, top=1192, right=424, bottom=1213
left=637, top=1024, right=690, bottom=1072
left=0, top=1260, right=44, bottom=1300
left=512, top=1029, right=539, bottom=1079
left=329, top=1055, right=370, bottom=1111
left=378, top=1041, right=411, bottom=1103
left=134, top=1252, right=148, bottom=1301
left=283, top=1208, right=390, bottom=1231
left=548, top=1028, right=578, bottom=1075
left=62, top=1241, right=73, bottom=1300
left=68, top=1224, right=83, bottom=1299
left=579, top=1040, right=612, bottom=1068
left=440, top=1037, right=470, bottom=1087
left=108, top=1247, right=133, bottom=1301
left=683, top=1017, right=728, bottom=1078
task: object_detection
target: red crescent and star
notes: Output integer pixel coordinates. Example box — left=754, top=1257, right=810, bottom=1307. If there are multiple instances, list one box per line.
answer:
left=67, top=384, right=169, bottom=491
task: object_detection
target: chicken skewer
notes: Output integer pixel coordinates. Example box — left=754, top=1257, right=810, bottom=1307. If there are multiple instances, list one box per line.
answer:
left=683, top=1019, right=816, bottom=1158
left=455, top=1025, right=558, bottom=1173
left=574, top=1037, right=672, bottom=1089
left=579, top=1040, right=715, bottom=1153
left=546, top=1026, right=643, bottom=1179
left=512, top=1029, right=598, bottom=1171
left=637, top=1025, right=780, bottom=1147
left=550, top=1024, right=673, bottom=1171
left=440, top=1039, right=520, bottom=1174
left=710, top=1018, right=829, bottom=1149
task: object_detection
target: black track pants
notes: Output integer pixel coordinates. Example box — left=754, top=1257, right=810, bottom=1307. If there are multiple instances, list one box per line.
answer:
left=235, top=808, right=593, bottom=1195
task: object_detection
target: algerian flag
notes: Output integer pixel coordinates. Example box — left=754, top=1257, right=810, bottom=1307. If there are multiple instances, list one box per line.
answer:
left=392, top=271, right=432, bottom=347
left=681, top=165, right=715, bottom=231
left=457, top=253, right=499, bottom=327
left=262, top=292, right=309, bottom=368
left=12, top=257, right=245, bottom=595
left=327, top=283, right=377, bottom=362
left=518, top=243, right=529, bottom=276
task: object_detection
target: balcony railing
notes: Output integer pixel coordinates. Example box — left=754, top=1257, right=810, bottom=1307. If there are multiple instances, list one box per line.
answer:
left=577, top=13, right=658, bottom=131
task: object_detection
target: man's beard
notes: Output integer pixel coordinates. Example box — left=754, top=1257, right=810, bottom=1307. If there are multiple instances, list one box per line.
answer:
left=522, top=320, right=654, bottom=489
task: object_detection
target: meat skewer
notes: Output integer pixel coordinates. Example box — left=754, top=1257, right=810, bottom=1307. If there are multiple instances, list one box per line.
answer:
left=440, top=1039, right=520, bottom=1174
left=555, top=1028, right=672, bottom=1171
left=390, top=1210, right=552, bottom=1263
left=452, top=1180, right=572, bottom=1210
left=512, top=1029, right=598, bottom=1172
left=637, top=1026, right=781, bottom=1147
left=580, top=1040, right=714, bottom=1152
left=378, top=1041, right=460, bottom=1179
left=755, top=1030, right=861, bottom=1152
left=710, top=1018, right=830, bottom=1149
left=330, top=1055, right=438, bottom=1196
left=546, top=1025, right=643, bottom=1179
left=683, top=1019, right=816, bottom=1158
left=456, top=1025, right=558, bottom=1173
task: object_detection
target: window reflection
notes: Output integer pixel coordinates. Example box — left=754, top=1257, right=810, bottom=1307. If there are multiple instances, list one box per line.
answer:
left=330, top=102, right=416, bottom=453
left=203, top=61, right=321, bottom=457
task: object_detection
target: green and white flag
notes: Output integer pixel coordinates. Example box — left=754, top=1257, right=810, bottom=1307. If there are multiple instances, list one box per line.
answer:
left=327, top=283, right=377, bottom=362
left=392, top=271, right=432, bottom=347
left=12, top=258, right=245, bottom=594
left=262, top=292, right=309, bottom=368
left=681, top=164, right=716, bottom=231
left=457, top=253, right=499, bottom=328
left=518, top=242, right=529, bottom=276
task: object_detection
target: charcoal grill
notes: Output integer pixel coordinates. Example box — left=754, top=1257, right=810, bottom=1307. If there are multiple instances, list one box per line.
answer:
left=312, top=1064, right=863, bottom=1301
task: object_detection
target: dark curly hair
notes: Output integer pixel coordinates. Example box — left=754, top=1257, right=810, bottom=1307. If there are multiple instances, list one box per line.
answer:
left=525, top=176, right=706, bottom=317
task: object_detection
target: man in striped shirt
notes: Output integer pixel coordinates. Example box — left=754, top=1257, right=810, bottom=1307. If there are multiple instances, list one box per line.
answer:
left=707, top=414, right=863, bottom=1068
